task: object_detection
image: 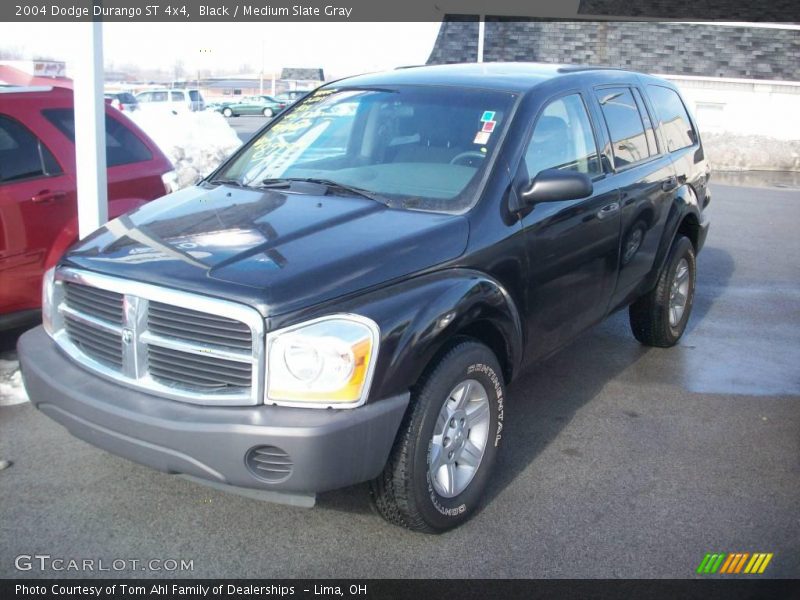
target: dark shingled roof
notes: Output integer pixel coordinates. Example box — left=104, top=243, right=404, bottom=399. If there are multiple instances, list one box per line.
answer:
left=281, top=68, right=324, bottom=81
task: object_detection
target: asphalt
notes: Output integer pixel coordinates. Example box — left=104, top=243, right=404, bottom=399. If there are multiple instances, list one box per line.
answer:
left=228, top=115, right=271, bottom=143
left=0, top=176, right=798, bottom=579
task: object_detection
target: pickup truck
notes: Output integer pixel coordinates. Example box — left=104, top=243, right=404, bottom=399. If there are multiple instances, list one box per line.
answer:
left=19, top=63, right=710, bottom=533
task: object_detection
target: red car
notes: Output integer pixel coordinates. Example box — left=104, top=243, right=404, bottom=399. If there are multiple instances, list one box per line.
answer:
left=0, top=86, right=174, bottom=330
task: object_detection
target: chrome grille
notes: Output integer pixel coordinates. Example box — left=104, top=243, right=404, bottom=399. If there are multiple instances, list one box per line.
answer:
left=64, top=282, right=123, bottom=324
left=64, top=315, right=123, bottom=368
left=50, top=269, right=264, bottom=406
left=148, top=345, right=252, bottom=391
left=148, top=301, right=252, bottom=350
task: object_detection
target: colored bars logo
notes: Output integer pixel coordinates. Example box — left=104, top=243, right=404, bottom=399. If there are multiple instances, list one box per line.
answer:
left=697, top=552, right=773, bottom=575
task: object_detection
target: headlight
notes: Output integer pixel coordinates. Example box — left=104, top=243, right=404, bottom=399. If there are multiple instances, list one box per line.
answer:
left=42, top=266, right=56, bottom=337
left=266, top=315, right=379, bottom=408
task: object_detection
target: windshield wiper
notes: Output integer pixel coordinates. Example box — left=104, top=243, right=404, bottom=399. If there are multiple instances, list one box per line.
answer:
left=258, top=177, right=391, bottom=206
left=208, top=177, right=247, bottom=188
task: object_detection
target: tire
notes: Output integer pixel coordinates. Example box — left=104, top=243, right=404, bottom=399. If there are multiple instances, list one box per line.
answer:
left=222, top=107, right=233, bottom=118
left=629, top=234, right=696, bottom=347
left=262, top=107, right=274, bottom=117
left=370, top=340, right=505, bottom=533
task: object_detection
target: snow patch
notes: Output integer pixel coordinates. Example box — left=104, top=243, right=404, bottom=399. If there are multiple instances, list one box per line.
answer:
left=128, top=110, right=242, bottom=189
left=0, top=359, right=28, bottom=406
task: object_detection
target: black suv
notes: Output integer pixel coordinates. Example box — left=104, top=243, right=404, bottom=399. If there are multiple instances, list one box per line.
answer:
left=20, top=63, right=710, bottom=532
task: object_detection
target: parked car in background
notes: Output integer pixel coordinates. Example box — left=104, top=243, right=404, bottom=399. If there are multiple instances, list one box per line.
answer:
left=136, top=88, right=205, bottom=113
left=20, top=63, right=710, bottom=532
left=217, top=95, right=286, bottom=117
left=276, top=90, right=311, bottom=106
left=104, top=92, right=139, bottom=113
left=0, top=86, right=174, bottom=330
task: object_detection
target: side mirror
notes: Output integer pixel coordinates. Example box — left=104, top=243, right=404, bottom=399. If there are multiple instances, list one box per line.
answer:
left=519, top=169, right=594, bottom=205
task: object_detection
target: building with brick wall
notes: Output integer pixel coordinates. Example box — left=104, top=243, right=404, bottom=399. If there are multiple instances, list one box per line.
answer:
left=426, top=18, right=800, bottom=170
left=427, top=19, right=799, bottom=82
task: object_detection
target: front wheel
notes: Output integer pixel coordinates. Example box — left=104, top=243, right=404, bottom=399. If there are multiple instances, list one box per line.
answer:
left=370, top=340, right=505, bottom=533
left=629, top=234, right=696, bottom=347
left=262, top=107, right=274, bottom=117
left=222, top=107, right=233, bottom=118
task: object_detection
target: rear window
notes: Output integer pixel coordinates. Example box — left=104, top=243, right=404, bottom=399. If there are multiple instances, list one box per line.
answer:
left=596, top=87, right=652, bottom=169
left=42, top=109, right=153, bottom=167
left=647, top=85, right=697, bottom=152
left=0, top=114, right=62, bottom=183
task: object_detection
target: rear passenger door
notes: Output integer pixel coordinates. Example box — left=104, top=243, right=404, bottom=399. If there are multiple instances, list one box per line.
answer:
left=645, top=84, right=708, bottom=208
left=519, top=92, right=621, bottom=359
left=589, top=85, right=677, bottom=309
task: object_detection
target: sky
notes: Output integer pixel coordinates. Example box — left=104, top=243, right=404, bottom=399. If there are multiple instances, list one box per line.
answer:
left=0, top=22, right=443, bottom=78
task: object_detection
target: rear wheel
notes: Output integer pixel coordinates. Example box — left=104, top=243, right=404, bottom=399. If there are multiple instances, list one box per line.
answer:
left=370, top=340, right=505, bottom=533
left=629, top=235, right=696, bottom=347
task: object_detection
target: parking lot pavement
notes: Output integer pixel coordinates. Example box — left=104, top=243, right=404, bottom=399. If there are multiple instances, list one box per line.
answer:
left=1, top=178, right=798, bottom=579
left=226, top=115, right=270, bottom=143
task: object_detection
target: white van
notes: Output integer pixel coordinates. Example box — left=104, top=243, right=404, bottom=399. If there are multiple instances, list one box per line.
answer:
left=135, top=88, right=205, bottom=113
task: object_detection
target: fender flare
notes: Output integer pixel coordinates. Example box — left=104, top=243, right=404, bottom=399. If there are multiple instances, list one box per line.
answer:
left=645, top=183, right=701, bottom=291
left=286, top=268, right=525, bottom=402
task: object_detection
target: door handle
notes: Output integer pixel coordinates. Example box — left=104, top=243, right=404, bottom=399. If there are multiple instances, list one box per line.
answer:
left=31, top=190, right=67, bottom=203
left=596, top=202, right=620, bottom=220
left=661, top=176, right=678, bottom=192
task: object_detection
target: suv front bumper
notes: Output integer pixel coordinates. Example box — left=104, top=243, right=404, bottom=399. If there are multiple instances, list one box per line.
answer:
left=19, top=326, right=408, bottom=497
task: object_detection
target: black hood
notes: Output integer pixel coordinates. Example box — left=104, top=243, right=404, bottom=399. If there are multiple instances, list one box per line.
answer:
left=63, top=184, right=469, bottom=316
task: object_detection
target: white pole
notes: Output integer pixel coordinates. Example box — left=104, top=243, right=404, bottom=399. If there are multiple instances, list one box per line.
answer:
left=477, top=15, right=485, bottom=63
left=260, top=40, right=264, bottom=95
left=271, top=72, right=276, bottom=96
left=74, top=20, right=108, bottom=239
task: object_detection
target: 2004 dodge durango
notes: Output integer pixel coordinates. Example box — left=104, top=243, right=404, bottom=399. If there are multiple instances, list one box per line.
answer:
left=19, top=63, right=710, bottom=532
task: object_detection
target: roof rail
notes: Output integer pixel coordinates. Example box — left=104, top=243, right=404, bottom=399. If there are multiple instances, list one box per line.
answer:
left=557, top=65, right=628, bottom=73
left=0, top=85, right=55, bottom=93
left=394, top=65, right=425, bottom=70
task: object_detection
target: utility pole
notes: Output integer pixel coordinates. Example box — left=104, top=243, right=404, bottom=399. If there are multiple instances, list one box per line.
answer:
left=260, top=39, right=265, bottom=95
left=477, top=15, right=485, bottom=63
left=74, top=19, right=108, bottom=238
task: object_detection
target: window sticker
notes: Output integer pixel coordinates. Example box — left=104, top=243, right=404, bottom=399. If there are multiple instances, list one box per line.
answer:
left=480, top=110, right=496, bottom=122
left=474, top=131, right=491, bottom=145
left=482, top=121, right=496, bottom=133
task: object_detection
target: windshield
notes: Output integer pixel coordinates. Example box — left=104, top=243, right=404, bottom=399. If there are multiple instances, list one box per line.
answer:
left=216, top=85, right=516, bottom=213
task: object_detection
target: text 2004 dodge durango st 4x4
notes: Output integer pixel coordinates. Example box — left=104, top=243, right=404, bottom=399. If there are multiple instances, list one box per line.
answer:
left=20, top=63, right=710, bottom=532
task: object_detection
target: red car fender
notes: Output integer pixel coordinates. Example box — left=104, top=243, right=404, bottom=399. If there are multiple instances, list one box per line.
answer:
left=43, top=197, right=152, bottom=270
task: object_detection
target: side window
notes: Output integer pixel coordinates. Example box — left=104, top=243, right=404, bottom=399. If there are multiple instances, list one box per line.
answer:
left=42, top=109, right=153, bottom=167
left=524, top=94, right=601, bottom=179
left=647, top=85, right=697, bottom=152
left=0, top=115, right=62, bottom=184
left=152, top=91, right=168, bottom=102
left=137, top=92, right=151, bottom=103
left=632, top=88, right=659, bottom=155
left=596, top=87, right=651, bottom=169
left=171, top=91, right=185, bottom=102
left=188, top=90, right=201, bottom=102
